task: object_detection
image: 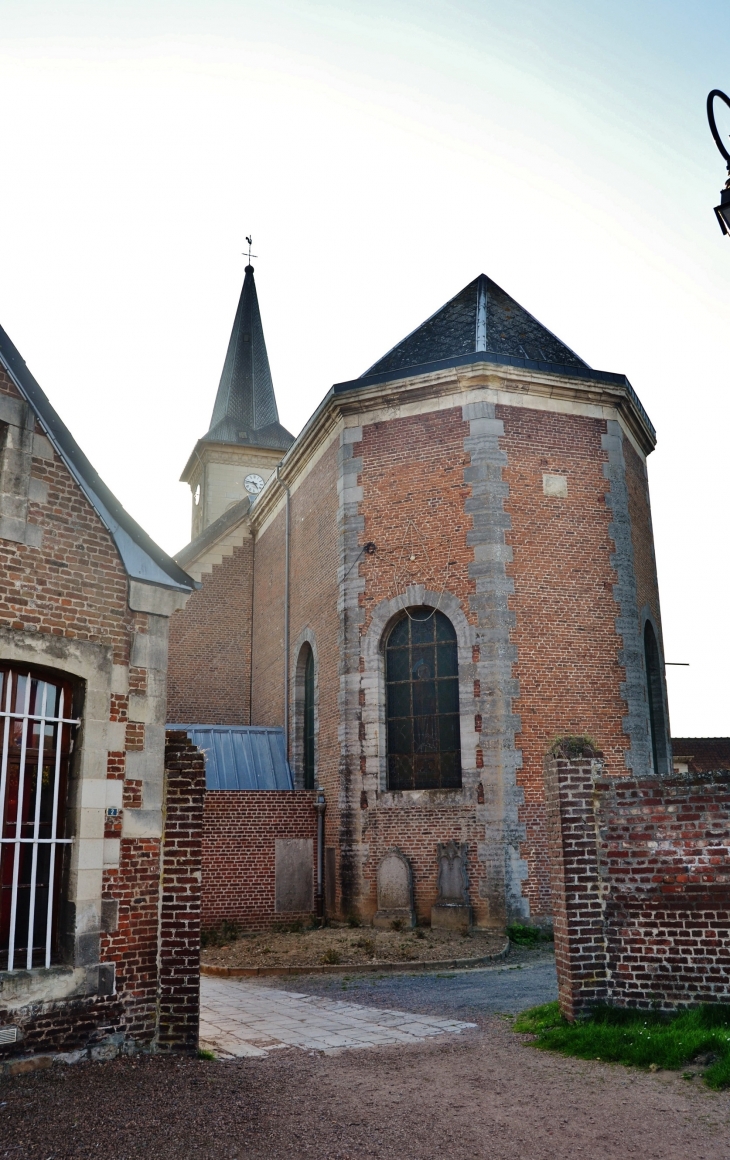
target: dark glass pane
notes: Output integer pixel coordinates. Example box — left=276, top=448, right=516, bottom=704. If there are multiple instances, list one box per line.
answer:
left=410, top=612, right=435, bottom=644
left=411, top=646, right=434, bottom=681
left=412, top=680, right=437, bottom=717
left=303, top=646, right=315, bottom=790
left=439, top=714, right=460, bottom=752
left=387, top=617, right=410, bottom=647
left=438, top=751, right=462, bottom=788
left=387, top=682, right=411, bottom=718
left=436, top=642, right=458, bottom=678
left=437, top=679, right=460, bottom=714
left=386, top=648, right=411, bottom=682
left=385, top=608, right=462, bottom=793
left=388, top=754, right=414, bottom=791
left=413, top=715, right=439, bottom=753
left=388, top=718, right=413, bottom=755
left=435, top=612, right=457, bottom=642
left=413, top=754, right=440, bottom=788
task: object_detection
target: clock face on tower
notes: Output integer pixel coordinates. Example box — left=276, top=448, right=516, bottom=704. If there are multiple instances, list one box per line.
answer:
left=244, top=473, right=265, bottom=496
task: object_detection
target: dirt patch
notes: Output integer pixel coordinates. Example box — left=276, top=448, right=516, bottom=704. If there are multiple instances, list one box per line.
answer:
left=201, top=923, right=508, bottom=969
left=2, top=1019, right=729, bottom=1159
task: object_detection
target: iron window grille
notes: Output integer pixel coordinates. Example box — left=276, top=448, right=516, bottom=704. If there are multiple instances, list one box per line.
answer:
left=385, top=607, right=462, bottom=791
left=0, top=666, right=78, bottom=972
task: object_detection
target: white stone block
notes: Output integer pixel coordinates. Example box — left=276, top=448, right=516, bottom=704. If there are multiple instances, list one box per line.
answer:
left=80, top=779, right=108, bottom=810
left=122, top=809, right=162, bottom=839
left=106, top=780, right=123, bottom=810
left=103, top=838, right=120, bottom=866
left=542, top=473, right=568, bottom=498
left=75, top=839, right=104, bottom=871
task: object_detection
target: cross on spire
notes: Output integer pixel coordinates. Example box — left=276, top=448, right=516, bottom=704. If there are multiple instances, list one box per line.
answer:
left=243, top=235, right=257, bottom=267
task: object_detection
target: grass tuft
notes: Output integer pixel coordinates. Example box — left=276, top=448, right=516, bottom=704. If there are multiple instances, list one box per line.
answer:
left=321, top=948, right=341, bottom=964
left=197, top=1048, right=215, bottom=1060
left=506, top=922, right=551, bottom=946
left=200, top=919, right=241, bottom=948
left=514, top=1001, right=730, bottom=1089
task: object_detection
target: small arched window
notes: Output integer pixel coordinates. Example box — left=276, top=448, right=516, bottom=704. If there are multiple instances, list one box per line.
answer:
left=385, top=607, right=461, bottom=791
left=302, top=644, right=315, bottom=790
left=644, top=621, right=668, bottom=775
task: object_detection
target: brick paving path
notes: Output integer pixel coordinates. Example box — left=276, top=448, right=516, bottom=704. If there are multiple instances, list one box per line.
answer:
left=199, top=975, right=476, bottom=1056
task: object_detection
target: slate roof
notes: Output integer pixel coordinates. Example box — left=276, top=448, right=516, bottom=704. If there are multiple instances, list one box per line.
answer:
left=0, top=322, right=196, bottom=593
left=166, top=724, right=293, bottom=790
left=205, top=265, right=294, bottom=452
left=362, top=273, right=589, bottom=378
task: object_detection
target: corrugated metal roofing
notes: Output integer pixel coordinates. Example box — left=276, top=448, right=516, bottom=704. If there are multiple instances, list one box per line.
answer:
left=167, top=724, right=293, bottom=791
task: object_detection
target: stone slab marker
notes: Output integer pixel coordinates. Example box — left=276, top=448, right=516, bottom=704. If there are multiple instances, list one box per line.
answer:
left=275, top=838, right=313, bottom=913
left=431, top=841, right=472, bottom=931
left=373, top=848, right=416, bottom=929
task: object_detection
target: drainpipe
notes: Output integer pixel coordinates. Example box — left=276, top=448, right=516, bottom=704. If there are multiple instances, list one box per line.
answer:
left=316, top=787, right=326, bottom=920
left=276, top=465, right=291, bottom=761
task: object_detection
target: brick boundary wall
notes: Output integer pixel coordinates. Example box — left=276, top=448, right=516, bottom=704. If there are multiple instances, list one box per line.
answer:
left=157, top=731, right=206, bottom=1053
left=202, top=791, right=317, bottom=930
left=546, top=749, right=730, bottom=1019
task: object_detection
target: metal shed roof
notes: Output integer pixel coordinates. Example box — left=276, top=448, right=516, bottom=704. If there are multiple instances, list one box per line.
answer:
left=168, top=725, right=293, bottom=791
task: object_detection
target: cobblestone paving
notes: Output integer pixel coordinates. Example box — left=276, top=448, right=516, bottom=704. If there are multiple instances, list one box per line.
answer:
left=199, top=975, right=477, bottom=1057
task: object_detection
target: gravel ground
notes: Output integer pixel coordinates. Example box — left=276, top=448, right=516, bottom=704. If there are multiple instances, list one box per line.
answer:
left=201, top=923, right=507, bottom=968
left=2, top=951, right=729, bottom=1160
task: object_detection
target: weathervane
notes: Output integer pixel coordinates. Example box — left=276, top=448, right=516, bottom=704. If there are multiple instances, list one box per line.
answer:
left=243, top=235, right=258, bottom=265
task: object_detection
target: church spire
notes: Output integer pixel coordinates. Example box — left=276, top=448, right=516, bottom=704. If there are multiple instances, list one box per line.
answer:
left=205, top=264, right=293, bottom=451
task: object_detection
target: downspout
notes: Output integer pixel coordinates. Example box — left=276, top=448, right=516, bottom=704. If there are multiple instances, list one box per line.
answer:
left=277, top=465, right=291, bottom=761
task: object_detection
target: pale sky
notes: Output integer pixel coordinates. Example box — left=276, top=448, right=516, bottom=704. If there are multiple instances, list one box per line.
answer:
left=1, top=0, right=729, bottom=736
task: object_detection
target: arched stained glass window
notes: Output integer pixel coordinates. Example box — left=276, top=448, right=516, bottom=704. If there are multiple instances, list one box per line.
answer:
left=385, top=607, right=461, bottom=791
left=302, top=644, right=315, bottom=791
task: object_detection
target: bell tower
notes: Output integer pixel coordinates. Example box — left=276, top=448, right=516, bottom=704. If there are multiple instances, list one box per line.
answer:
left=180, top=262, right=294, bottom=540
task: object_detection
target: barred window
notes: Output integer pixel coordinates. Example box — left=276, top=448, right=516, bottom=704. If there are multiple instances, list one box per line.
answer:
left=385, top=608, right=462, bottom=791
left=0, top=665, right=78, bottom=971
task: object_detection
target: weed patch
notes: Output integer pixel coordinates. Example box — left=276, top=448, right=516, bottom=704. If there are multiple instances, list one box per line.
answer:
left=200, top=920, right=241, bottom=948
left=506, top=922, right=551, bottom=947
left=514, top=1002, right=730, bottom=1089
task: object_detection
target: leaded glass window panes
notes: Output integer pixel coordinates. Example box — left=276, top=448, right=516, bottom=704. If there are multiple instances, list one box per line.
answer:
left=385, top=608, right=461, bottom=791
left=303, top=646, right=315, bottom=790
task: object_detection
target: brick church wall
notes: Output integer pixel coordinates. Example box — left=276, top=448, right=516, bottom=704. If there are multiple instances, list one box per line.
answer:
left=500, top=406, right=632, bottom=918
left=167, top=540, right=254, bottom=725
left=251, top=507, right=286, bottom=728
left=546, top=749, right=730, bottom=1019
left=252, top=437, right=341, bottom=895
left=201, top=791, right=317, bottom=930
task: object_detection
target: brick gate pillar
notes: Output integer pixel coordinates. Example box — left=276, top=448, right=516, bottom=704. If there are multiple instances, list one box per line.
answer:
left=544, top=744, right=609, bottom=1021
left=157, top=731, right=206, bottom=1052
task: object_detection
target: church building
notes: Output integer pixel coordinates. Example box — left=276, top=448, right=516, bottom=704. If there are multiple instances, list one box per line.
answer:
left=167, top=263, right=670, bottom=929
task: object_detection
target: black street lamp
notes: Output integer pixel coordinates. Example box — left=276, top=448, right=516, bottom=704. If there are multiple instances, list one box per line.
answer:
left=708, top=89, right=730, bottom=236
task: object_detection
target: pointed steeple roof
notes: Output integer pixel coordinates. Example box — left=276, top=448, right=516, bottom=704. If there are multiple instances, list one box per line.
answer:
left=205, top=264, right=294, bottom=452
left=362, top=274, right=589, bottom=379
